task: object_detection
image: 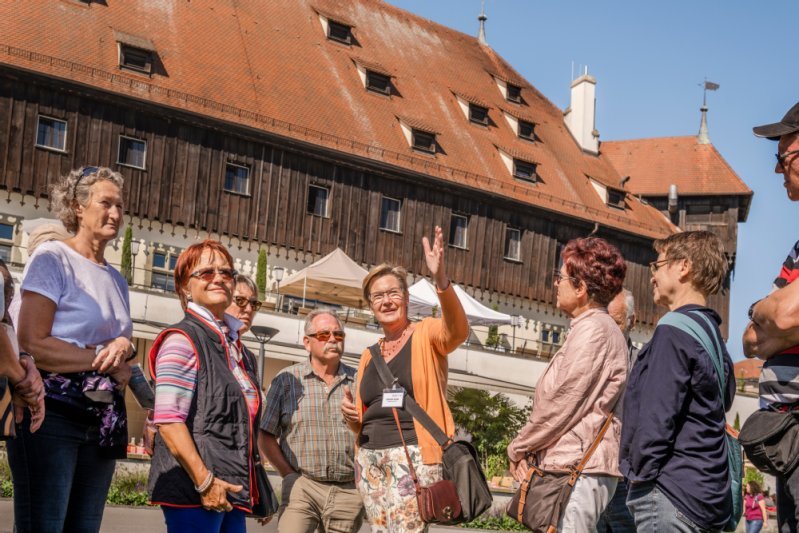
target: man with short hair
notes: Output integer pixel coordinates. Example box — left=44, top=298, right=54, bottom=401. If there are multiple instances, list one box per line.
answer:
left=744, top=101, right=799, bottom=530
left=258, top=310, right=364, bottom=533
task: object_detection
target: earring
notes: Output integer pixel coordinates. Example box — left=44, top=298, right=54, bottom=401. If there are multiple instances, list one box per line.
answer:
left=185, top=293, right=192, bottom=302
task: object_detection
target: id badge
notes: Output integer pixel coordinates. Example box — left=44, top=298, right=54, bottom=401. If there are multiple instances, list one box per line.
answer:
left=381, top=387, right=405, bottom=408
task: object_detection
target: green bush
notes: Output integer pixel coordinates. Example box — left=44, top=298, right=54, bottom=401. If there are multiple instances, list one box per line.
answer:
left=106, top=471, right=151, bottom=506
left=461, top=513, right=527, bottom=531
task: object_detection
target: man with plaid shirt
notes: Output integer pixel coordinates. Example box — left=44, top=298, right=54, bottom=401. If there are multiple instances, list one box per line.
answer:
left=258, top=310, right=364, bottom=533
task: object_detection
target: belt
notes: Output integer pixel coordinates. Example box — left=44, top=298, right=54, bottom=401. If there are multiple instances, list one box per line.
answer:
left=306, top=477, right=356, bottom=489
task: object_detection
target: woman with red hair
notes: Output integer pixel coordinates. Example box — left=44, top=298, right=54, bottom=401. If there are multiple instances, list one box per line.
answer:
left=507, top=237, right=629, bottom=532
left=147, top=240, right=275, bottom=532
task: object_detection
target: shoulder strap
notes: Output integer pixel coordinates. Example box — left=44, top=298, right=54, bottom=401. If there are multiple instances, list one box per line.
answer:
left=368, top=343, right=452, bottom=447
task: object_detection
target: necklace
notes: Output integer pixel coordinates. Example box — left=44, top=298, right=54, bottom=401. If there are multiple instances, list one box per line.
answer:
left=380, top=322, right=413, bottom=358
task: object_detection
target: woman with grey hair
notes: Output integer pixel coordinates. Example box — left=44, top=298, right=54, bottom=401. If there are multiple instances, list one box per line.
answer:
left=225, top=274, right=262, bottom=335
left=8, top=166, right=134, bottom=533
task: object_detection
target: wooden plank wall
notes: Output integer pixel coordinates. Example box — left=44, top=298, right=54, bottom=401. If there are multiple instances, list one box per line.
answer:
left=0, top=72, right=717, bottom=328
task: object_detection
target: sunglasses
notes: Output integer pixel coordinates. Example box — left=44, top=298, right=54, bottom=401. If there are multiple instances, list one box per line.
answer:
left=190, top=267, right=238, bottom=283
left=234, top=296, right=262, bottom=312
left=776, top=149, right=799, bottom=170
left=74, top=166, right=99, bottom=199
left=306, top=330, right=345, bottom=342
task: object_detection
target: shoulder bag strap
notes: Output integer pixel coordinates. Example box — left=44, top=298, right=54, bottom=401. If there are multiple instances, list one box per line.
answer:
left=392, top=408, right=423, bottom=497
left=368, top=343, right=453, bottom=448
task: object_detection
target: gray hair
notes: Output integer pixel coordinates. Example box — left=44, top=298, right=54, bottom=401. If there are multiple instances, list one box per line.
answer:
left=622, top=289, right=635, bottom=322
left=234, top=274, right=258, bottom=296
left=49, top=166, right=125, bottom=233
left=303, top=308, right=344, bottom=335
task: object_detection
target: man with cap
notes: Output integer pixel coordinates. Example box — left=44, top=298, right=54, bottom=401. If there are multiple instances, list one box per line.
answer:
left=744, top=101, right=799, bottom=531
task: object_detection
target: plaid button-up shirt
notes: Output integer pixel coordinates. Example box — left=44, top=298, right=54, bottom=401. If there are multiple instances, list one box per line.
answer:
left=260, top=359, right=356, bottom=482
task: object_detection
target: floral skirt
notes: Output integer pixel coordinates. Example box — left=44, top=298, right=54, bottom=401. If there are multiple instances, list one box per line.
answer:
left=355, top=445, right=442, bottom=533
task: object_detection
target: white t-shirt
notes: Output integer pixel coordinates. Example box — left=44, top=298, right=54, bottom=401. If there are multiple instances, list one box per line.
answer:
left=20, top=240, right=132, bottom=348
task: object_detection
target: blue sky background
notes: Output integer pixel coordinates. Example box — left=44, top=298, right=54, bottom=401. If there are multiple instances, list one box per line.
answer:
left=385, top=0, right=798, bottom=361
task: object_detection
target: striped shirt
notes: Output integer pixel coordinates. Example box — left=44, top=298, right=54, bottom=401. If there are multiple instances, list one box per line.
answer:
left=260, top=360, right=356, bottom=482
left=153, top=302, right=259, bottom=424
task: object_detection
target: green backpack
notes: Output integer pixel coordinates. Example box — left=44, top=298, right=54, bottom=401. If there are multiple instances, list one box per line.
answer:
left=658, top=310, right=743, bottom=532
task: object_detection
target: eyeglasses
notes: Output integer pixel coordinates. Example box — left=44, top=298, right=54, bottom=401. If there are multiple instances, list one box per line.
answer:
left=776, top=150, right=799, bottom=170
left=369, top=288, right=404, bottom=304
left=190, top=267, right=238, bottom=283
left=306, top=330, right=345, bottom=342
left=649, top=259, right=676, bottom=275
left=74, top=166, right=99, bottom=199
left=552, top=270, right=579, bottom=285
left=233, top=296, right=262, bottom=312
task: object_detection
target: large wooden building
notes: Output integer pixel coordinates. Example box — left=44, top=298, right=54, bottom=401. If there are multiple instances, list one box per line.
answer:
left=0, top=0, right=750, bottom=421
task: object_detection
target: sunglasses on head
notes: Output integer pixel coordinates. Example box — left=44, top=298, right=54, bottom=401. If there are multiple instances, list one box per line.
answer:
left=190, top=267, right=238, bottom=283
left=74, top=166, right=99, bottom=200
left=306, top=330, right=345, bottom=342
left=234, top=295, right=262, bottom=312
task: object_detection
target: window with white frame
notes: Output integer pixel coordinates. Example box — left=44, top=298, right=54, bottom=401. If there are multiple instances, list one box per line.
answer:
left=449, top=214, right=468, bottom=249
left=0, top=222, right=13, bottom=263
left=151, top=249, right=179, bottom=292
left=35, top=116, right=67, bottom=152
left=504, top=227, right=521, bottom=261
left=307, top=185, right=330, bottom=217
left=380, top=196, right=401, bottom=233
left=117, top=136, right=147, bottom=169
left=224, top=162, right=250, bottom=195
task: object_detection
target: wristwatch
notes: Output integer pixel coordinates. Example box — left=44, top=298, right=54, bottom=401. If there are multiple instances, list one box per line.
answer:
left=125, top=341, right=138, bottom=362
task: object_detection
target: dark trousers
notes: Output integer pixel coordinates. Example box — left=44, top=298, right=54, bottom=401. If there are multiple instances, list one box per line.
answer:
left=6, top=408, right=117, bottom=533
left=162, top=507, right=246, bottom=533
left=777, top=466, right=799, bottom=532
left=597, top=478, right=636, bottom=532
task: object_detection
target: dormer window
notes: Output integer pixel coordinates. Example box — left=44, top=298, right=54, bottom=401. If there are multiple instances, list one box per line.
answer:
left=469, top=103, right=489, bottom=126
left=607, top=188, right=626, bottom=210
left=519, top=120, right=535, bottom=141
left=412, top=129, right=436, bottom=154
left=366, top=71, right=391, bottom=95
left=506, top=83, right=522, bottom=103
left=327, top=20, right=352, bottom=44
left=119, top=45, right=152, bottom=74
left=513, top=159, right=537, bottom=182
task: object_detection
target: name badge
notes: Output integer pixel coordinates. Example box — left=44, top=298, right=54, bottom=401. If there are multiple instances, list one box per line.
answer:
left=382, top=387, right=405, bottom=408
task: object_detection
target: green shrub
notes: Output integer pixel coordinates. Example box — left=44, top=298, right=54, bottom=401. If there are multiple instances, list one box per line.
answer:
left=461, top=512, right=527, bottom=530
left=106, top=471, right=152, bottom=506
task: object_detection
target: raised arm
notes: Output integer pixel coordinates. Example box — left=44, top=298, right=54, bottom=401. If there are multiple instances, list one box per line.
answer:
left=423, top=226, right=468, bottom=353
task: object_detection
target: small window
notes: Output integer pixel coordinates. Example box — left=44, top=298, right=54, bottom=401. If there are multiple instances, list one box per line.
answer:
left=506, top=83, right=522, bottom=103
left=327, top=20, right=352, bottom=44
left=513, top=159, right=537, bottom=182
left=469, top=103, right=489, bottom=125
left=0, top=222, right=13, bottom=263
left=151, top=250, right=178, bottom=292
left=307, top=185, right=329, bottom=217
left=412, top=129, right=436, bottom=154
left=35, top=116, right=67, bottom=152
left=366, top=71, right=391, bottom=95
left=224, top=163, right=250, bottom=195
left=449, top=214, right=468, bottom=249
left=117, top=136, right=147, bottom=169
left=119, top=45, right=152, bottom=74
left=380, top=196, right=401, bottom=233
left=518, top=120, right=535, bottom=141
left=551, top=331, right=561, bottom=345
left=607, top=189, right=626, bottom=210
left=504, top=227, right=521, bottom=261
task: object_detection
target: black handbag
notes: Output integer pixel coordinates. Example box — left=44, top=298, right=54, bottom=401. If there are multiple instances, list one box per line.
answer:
left=739, top=408, right=799, bottom=477
left=368, top=344, right=492, bottom=524
left=250, top=462, right=279, bottom=519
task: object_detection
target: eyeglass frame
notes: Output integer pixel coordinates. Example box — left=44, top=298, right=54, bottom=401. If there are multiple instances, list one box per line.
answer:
left=648, top=258, right=679, bottom=275
left=368, top=288, right=405, bottom=305
left=190, top=267, right=238, bottom=283
left=233, top=295, right=262, bottom=312
left=552, top=270, right=579, bottom=285
left=305, top=330, right=346, bottom=342
left=776, top=149, right=799, bottom=171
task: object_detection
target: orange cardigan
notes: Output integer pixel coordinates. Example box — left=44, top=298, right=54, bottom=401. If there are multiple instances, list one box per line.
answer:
left=354, top=284, right=469, bottom=464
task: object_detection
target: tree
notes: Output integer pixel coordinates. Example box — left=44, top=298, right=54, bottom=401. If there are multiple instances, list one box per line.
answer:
left=484, top=305, right=501, bottom=348
left=744, top=466, right=764, bottom=489
left=120, top=226, right=133, bottom=284
left=448, top=387, right=529, bottom=476
left=256, top=249, right=267, bottom=299
left=733, top=412, right=741, bottom=432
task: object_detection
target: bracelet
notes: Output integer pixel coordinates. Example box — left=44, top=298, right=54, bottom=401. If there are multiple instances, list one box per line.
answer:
left=18, top=351, right=33, bottom=363
left=125, top=341, right=138, bottom=362
left=195, top=471, right=214, bottom=493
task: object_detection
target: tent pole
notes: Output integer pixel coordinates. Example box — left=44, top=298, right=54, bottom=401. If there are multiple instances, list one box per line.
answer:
left=302, top=276, right=307, bottom=308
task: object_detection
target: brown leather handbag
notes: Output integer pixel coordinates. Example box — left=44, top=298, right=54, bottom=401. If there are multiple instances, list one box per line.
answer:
left=506, top=414, right=614, bottom=533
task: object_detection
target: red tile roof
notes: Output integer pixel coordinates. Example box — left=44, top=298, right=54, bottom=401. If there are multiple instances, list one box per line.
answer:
left=602, top=136, right=752, bottom=197
left=733, top=358, right=763, bottom=380
left=0, top=0, right=682, bottom=239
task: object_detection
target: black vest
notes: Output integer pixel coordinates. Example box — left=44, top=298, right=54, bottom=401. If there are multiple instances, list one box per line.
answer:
left=147, top=310, right=261, bottom=510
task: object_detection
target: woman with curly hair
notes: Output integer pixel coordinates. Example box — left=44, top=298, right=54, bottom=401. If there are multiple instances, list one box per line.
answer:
left=507, top=237, right=628, bottom=532
left=9, top=166, right=134, bottom=533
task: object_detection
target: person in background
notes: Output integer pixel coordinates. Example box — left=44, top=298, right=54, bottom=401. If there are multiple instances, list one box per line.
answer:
left=10, top=166, right=134, bottom=533
left=259, top=309, right=363, bottom=533
left=341, top=226, right=468, bottom=533
left=508, top=237, right=628, bottom=532
left=225, top=274, right=261, bottom=335
left=620, top=231, right=734, bottom=532
left=147, top=240, right=274, bottom=532
left=744, top=480, right=769, bottom=533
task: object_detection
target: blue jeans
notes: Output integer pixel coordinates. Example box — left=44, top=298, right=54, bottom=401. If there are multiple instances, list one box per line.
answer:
left=745, top=519, right=764, bottom=533
left=6, top=408, right=117, bottom=533
left=162, top=507, right=246, bottom=533
left=626, top=481, right=719, bottom=533
left=597, top=478, right=636, bottom=532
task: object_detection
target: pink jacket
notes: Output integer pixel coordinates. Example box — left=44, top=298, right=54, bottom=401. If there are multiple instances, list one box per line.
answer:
left=508, top=308, right=628, bottom=477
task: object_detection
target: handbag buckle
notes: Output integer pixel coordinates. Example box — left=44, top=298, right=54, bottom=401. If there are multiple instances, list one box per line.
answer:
left=442, top=506, right=453, bottom=521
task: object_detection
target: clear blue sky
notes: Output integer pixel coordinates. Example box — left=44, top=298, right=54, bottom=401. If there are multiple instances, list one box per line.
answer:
left=385, top=0, right=798, bottom=360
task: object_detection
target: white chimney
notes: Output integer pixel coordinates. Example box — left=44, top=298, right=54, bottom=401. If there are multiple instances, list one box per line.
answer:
left=564, top=69, right=599, bottom=154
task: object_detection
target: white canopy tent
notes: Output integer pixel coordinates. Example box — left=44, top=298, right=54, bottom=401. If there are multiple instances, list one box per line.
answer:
left=407, top=279, right=512, bottom=326
left=278, top=248, right=369, bottom=308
